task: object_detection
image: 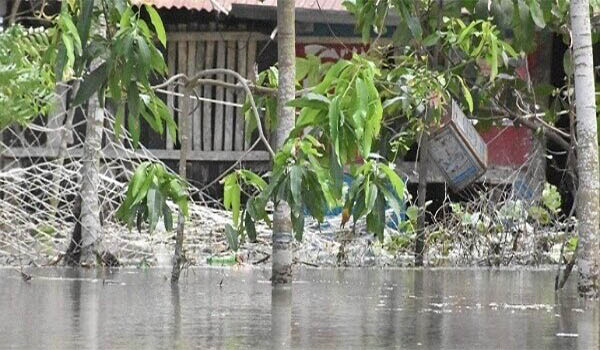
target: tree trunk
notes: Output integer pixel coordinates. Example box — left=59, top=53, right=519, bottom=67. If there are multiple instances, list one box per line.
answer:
left=66, top=6, right=105, bottom=266
left=415, top=134, right=428, bottom=266
left=69, top=91, right=104, bottom=265
left=272, top=0, right=296, bottom=285
left=171, top=85, right=191, bottom=283
left=571, top=0, right=600, bottom=298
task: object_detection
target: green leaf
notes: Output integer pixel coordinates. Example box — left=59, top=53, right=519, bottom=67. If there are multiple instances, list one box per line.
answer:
left=177, top=198, right=189, bottom=217
left=406, top=205, right=419, bottom=222
left=245, top=211, right=257, bottom=242
left=367, top=193, right=385, bottom=241
left=527, top=0, right=546, bottom=28
left=239, top=169, right=267, bottom=190
left=457, top=76, right=473, bottom=113
left=423, top=32, right=441, bottom=47
left=223, top=173, right=241, bottom=227
left=146, top=182, right=163, bottom=233
left=163, top=204, right=173, bottom=231
left=314, top=60, right=351, bottom=94
left=129, top=162, right=150, bottom=199
left=329, top=96, right=341, bottom=156
left=488, top=38, right=499, bottom=81
left=365, top=182, right=378, bottom=215
left=136, top=36, right=151, bottom=70
left=112, top=103, right=124, bottom=139
left=77, top=0, right=94, bottom=50
left=54, top=44, right=68, bottom=81
left=399, top=4, right=422, bottom=40
left=73, top=62, right=108, bottom=105
left=290, top=166, right=304, bottom=213
left=128, top=81, right=141, bottom=119
left=61, top=33, right=75, bottom=71
left=379, top=164, right=405, bottom=199
left=145, top=4, right=167, bottom=47
left=225, top=224, right=239, bottom=251
left=292, top=209, right=305, bottom=241
left=62, top=16, right=82, bottom=54
left=329, top=147, right=344, bottom=199
left=287, top=93, right=330, bottom=110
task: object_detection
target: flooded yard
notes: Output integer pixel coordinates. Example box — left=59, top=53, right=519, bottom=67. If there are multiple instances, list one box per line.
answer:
left=0, top=267, right=598, bottom=349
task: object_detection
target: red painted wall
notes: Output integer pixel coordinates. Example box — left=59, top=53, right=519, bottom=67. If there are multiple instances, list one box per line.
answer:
left=480, top=127, right=532, bottom=166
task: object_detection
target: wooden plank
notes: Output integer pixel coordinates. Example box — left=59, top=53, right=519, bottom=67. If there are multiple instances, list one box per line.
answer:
left=245, top=39, right=257, bottom=150
left=177, top=39, right=187, bottom=148
left=166, top=41, right=177, bottom=150
left=186, top=40, right=196, bottom=152
left=396, top=161, right=517, bottom=185
left=167, top=32, right=268, bottom=42
left=235, top=39, right=248, bottom=151
left=213, top=39, right=226, bottom=151
left=202, top=41, right=215, bottom=151
left=224, top=41, right=236, bottom=151
left=193, top=40, right=205, bottom=151
left=2, top=147, right=272, bottom=162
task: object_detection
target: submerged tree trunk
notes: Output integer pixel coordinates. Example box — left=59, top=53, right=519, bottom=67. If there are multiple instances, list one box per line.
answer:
left=272, top=0, right=296, bottom=285
left=415, top=134, right=429, bottom=266
left=570, top=0, right=600, bottom=298
left=66, top=6, right=105, bottom=266
left=171, top=85, right=191, bottom=283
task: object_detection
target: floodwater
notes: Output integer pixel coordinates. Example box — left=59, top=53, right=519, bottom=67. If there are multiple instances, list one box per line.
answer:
left=0, top=268, right=598, bottom=350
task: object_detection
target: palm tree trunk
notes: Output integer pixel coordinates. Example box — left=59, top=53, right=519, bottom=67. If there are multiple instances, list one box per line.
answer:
left=570, top=0, right=600, bottom=298
left=272, top=0, right=296, bottom=285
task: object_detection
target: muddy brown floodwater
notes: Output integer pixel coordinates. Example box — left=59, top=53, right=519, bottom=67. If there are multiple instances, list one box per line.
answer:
left=0, top=267, right=598, bottom=349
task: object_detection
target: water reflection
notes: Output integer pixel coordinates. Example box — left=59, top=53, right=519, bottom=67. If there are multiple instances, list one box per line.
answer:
left=271, top=286, right=292, bottom=349
left=0, top=268, right=597, bottom=349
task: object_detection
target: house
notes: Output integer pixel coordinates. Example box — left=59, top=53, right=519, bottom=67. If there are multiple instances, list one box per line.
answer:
left=2, top=0, right=550, bottom=201
left=141, top=0, right=548, bottom=197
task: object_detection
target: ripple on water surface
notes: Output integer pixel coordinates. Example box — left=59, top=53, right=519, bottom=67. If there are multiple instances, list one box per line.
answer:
left=0, top=267, right=597, bottom=349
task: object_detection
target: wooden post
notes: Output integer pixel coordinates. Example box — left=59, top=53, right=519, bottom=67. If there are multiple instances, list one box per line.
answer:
left=186, top=40, right=195, bottom=152
left=224, top=40, right=236, bottom=151
left=193, top=40, right=205, bottom=151
left=177, top=34, right=187, bottom=149
left=235, top=38, right=248, bottom=151
left=203, top=40, right=215, bottom=151
left=245, top=39, right=257, bottom=150
left=166, top=41, right=177, bottom=150
left=213, top=39, right=226, bottom=151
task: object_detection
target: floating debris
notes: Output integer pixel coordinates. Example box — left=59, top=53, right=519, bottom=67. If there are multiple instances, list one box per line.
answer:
left=556, top=333, right=579, bottom=338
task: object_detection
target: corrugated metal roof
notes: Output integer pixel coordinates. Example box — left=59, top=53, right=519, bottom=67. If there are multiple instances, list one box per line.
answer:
left=133, top=0, right=347, bottom=13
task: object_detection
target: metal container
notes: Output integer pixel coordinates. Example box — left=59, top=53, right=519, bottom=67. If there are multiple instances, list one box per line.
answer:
left=427, top=99, right=488, bottom=190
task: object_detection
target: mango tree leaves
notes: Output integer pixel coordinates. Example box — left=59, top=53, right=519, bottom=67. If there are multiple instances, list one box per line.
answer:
left=224, top=224, right=239, bottom=251
left=116, top=162, right=189, bottom=233
left=50, top=1, right=172, bottom=148
left=72, top=62, right=108, bottom=105
left=223, top=173, right=242, bottom=227
left=145, top=4, right=167, bottom=47
left=526, top=0, right=546, bottom=29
